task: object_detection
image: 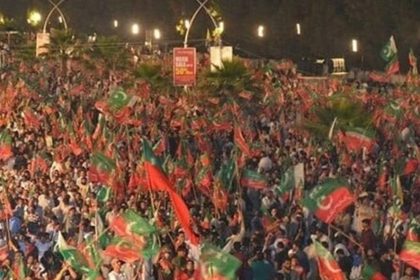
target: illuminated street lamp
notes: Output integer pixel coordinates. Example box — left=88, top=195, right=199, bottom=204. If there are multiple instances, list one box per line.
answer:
left=257, top=25, right=265, bottom=38
left=184, top=19, right=191, bottom=29
left=131, top=23, right=140, bottom=35
left=296, top=23, right=301, bottom=35
left=352, top=39, right=358, bottom=53
left=218, top=21, right=224, bottom=34
left=27, top=10, right=42, bottom=26
left=153, top=28, right=161, bottom=40
left=0, top=14, right=5, bottom=25
left=113, top=19, right=118, bottom=28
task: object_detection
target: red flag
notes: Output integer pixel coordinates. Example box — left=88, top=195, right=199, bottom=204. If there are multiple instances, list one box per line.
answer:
left=234, top=126, right=253, bottom=157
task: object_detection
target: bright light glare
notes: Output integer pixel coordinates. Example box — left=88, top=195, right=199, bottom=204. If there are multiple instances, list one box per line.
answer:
left=296, top=23, right=301, bottom=35
left=352, top=39, right=358, bottom=52
left=131, top=23, right=140, bottom=35
left=219, top=21, right=224, bottom=33
left=28, top=11, right=42, bottom=26
left=257, top=25, right=265, bottom=38
left=154, top=28, right=161, bottom=40
left=113, top=20, right=118, bottom=28
left=184, top=19, right=190, bottom=29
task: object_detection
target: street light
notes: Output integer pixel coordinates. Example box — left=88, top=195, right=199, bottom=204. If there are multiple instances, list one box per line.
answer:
left=113, top=19, right=118, bottom=28
left=131, top=23, right=140, bottom=35
left=257, top=25, right=265, bottom=38
left=0, top=14, right=4, bottom=25
left=27, top=10, right=42, bottom=26
left=296, top=23, right=301, bottom=35
left=184, top=19, right=191, bottom=29
left=58, top=16, right=63, bottom=24
left=153, top=28, right=161, bottom=40
left=352, top=39, right=358, bottom=53
left=218, top=21, right=224, bottom=34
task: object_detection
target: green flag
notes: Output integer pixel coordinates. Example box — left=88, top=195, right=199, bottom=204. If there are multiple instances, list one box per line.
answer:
left=199, top=243, right=241, bottom=280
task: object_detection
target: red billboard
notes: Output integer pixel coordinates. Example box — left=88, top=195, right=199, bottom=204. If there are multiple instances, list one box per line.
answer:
left=173, top=47, right=197, bottom=86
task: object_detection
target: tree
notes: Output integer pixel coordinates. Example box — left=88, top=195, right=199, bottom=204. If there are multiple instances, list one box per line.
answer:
left=46, top=28, right=80, bottom=75
left=89, top=36, right=130, bottom=72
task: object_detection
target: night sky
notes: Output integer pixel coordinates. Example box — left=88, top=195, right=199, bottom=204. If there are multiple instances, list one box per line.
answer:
left=1, top=0, right=420, bottom=69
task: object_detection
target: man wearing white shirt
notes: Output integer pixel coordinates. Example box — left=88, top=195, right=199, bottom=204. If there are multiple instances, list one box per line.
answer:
left=108, top=258, right=128, bottom=280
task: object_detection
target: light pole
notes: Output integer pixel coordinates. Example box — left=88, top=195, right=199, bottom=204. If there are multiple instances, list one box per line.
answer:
left=257, top=25, right=265, bottom=38
left=131, top=23, right=140, bottom=35
left=42, top=0, right=68, bottom=33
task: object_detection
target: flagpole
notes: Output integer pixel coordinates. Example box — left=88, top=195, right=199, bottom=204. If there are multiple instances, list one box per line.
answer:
left=328, top=223, right=364, bottom=250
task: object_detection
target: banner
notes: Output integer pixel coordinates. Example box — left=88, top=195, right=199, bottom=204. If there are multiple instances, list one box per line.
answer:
left=173, top=47, right=197, bottom=86
left=36, top=32, right=50, bottom=57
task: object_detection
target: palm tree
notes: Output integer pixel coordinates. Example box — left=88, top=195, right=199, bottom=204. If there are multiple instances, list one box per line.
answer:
left=199, top=59, right=261, bottom=113
left=46, top=28, right=80, bottom=75
left=302, top=94, right=374, bottom=140
left=89, top=35, right=130, bottom=72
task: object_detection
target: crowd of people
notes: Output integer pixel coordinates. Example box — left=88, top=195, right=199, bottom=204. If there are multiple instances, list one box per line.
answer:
left=0, top=53, right=418, bottom=280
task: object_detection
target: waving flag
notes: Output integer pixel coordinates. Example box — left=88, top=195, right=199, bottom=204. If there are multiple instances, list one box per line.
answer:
left=0, top=130, right=13, bottom=161
left=199, top=243, right=241, bottom=280
left=337, top=127, right=376, bottom=152
left=88, top=152, right=116, bottom=185
left=107, top=88, right=132, bottom=111
left=381, top=36, right=400, bottom=75
left=303, top=179, right=354, bottom=223
left=313, top=241, right=346, bottom=280
left=234, top=126, right=252, bottom=157
left=143, top=139, right=199, bottom=245
left=57, top=232, right=91, bottom=275
left=399, top=240, right=420, bottom=270
left=240, top=169, right=267, bottom=189
left=361, top=264, right=386, bottom=280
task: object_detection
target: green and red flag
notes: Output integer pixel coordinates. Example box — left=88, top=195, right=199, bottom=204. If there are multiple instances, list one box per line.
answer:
left=217, top=158, right=236, bottom=192
left=22, top=109, right=41, bottom=129
left=57, top=232, right=91, bottom=275
left=313, top=241, right=346, bottom=280
left=399, top=240, right=420, bottom=270
left=143, top=139, right=200, bottom=245
left=390, top=176, right=404, bottom=203
left=107, top=88, right=132, bottom=111
left=361, top=264, right=386, bottom=280
left=381, top=35, right=400, bottom=75
left=88, top=152, right=116, bottom=185
left=12, top=255, right=26, bottom=280
left=303, top=179, right=354, bottom=224
left=199, top=243, right=241, bottom=280
left=337, top=127, right=376, bottom=152
left=110, top=209, right=156, bottom=238
left=234, top=126, right=253, bottom=157
left=240, top=169, right=268, bottom=190
left=0, top=130, right=13, bottom=161
left=103, top=236, right=142, bottom=263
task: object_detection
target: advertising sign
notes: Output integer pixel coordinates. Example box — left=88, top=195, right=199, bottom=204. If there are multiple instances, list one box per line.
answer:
left=173, top=47, right=197, bottom=86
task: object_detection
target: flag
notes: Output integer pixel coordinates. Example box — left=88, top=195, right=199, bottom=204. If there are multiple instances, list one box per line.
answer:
left=409, top=48, right=418, bottom=75
left=199, top=243, right=241, bottom=280
left=361, top=264, right=386, bottom=280
left=107, top=88, right=132, bottom=111
left=96, top=187, right=112, bottom=203
left=103, top=237, right=142, bottom=263
left=143, top=139, right=200, bottom=245
left=380, top=36, right=399, bottom=75
left=381, top=36, right=398, bottom=62
left=403, top=159, right=418, bottom=176
left=22, top=109, right=41, bottom=129
left=110, top=209, right=156, bottom=238
left=234, top=126, right=253, bottom=157
left=57, top=232, right=91, bottom=274
left=313, top=241, right=346, bottom=280
left=337, top=127, right=376, bottom=152
left=303, top=179, right=354, bottom=224
left=399, top=240, right=420, bottom=270
left=12, top=255, right=26, bottom=280
left=88, top=152, right=116, bottom=185
left=217, top=158, right=236, bottom=192
left=240, top=169, right=267, bottom=189
left=0, top=130, right=13, bottom=161
left=276, top=167, right=295, bottom=198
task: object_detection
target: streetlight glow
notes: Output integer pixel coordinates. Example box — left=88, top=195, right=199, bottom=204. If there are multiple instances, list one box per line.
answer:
left=113, top=20, right=118, bottom=28
left=219, top=21, right=224, bottom=33
left=154, top=28, right=161, bottom=40
left=352, top=39, right=358, bottom=53
left=184, top=19, right=191, bottom=29
left=27, top=10, right=42, bottom=26
left=296, top=23, right=301, bottom=35
left=58, top=16, right=63, bottom=24
left=257, top=25, right=265, bottom=38
left=131, top=23, right=140, bottom=35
